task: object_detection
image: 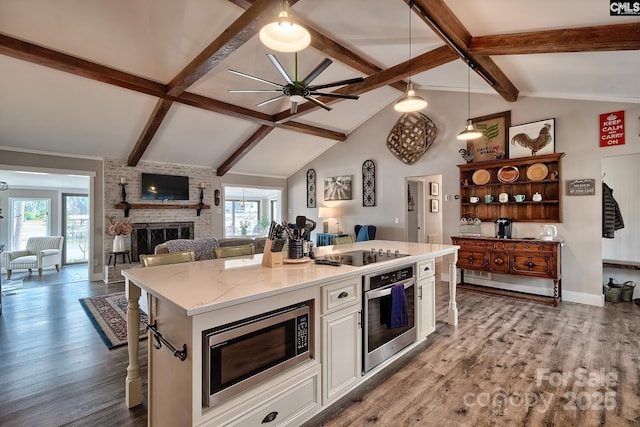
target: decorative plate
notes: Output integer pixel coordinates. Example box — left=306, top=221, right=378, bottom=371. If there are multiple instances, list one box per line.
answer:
left=471, top=169, right=490, bottom=185
left=526, top=163, right=549, bottom=181
left=497, top=166, right=520, bottom=183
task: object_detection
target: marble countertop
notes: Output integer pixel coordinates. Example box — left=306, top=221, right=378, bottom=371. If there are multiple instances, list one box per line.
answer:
left=121, top=240, right=458, bottom=316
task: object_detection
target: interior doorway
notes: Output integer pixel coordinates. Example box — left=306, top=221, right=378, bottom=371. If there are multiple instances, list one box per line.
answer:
left=406, top=174, right=442, bottom=244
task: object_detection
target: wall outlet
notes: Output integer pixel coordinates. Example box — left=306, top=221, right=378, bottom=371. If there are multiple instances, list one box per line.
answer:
left=395, top=218, right=399, bottom=224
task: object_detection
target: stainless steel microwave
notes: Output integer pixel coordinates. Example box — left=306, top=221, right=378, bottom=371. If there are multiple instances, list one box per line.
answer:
left=203, top=302, right=311, bottom=407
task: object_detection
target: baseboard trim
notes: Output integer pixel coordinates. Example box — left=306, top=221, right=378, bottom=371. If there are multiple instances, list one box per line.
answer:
left=440, top=272, right=605, bottom=307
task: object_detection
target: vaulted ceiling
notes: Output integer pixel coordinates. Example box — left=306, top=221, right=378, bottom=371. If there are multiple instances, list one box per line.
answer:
left=1, top=0, right=638, bottom=178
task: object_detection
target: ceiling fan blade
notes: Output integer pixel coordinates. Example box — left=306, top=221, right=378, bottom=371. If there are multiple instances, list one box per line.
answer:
left=290, top=101, right=298, bottom=114
left=308, top=77, right=364, bottom=91
left=256, top=94, right=285, bottom=107
left=304, top=96, right=332, bottom=111
left=309, top=92, right=360, bottom=100
left=267, top=54, right=293, bottom=84
left=228, top=89, right=282, bottom=93
left=302, top=58, right=333, bottom=86
left=228, top=69, right=283, bottom=88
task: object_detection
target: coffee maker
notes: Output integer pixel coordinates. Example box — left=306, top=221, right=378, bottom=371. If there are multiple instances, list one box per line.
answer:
left=495, top=218, right=512, bottom=239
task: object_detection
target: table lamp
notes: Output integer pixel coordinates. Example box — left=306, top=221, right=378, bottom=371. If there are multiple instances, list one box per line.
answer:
left=318, top=207, right=333, bottom=233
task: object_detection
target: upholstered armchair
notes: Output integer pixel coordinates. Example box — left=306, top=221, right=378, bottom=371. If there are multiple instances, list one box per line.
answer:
left=4, top=236, right=64, bottom=279
left=355, top=225, right=377, bottom=242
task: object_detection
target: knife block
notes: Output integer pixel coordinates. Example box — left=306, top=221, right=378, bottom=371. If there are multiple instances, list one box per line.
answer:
left=261, top=239, right=283, bottom=268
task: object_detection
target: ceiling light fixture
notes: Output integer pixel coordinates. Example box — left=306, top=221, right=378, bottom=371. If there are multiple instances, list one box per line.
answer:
left=394, top=0, right=427, bottom=113
left=457, top=62, right=483, bottom=141
left=259, top=0, right=310, bottom=53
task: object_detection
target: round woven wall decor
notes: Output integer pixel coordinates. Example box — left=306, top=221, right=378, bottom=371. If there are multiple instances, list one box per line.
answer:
left=386, top=113, right=438, bottom=165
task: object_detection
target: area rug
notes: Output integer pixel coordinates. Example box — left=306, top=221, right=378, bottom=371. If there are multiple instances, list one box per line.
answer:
left=79, top=291, right=148, bottom=350
left=2, top=278, right=23, bottom=295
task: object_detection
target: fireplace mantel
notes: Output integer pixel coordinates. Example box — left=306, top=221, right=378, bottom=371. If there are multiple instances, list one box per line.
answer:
left=114, top=203, right=210, bottom=217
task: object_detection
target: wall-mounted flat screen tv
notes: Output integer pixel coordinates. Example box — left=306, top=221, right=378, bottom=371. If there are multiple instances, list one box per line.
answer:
left=141, top=173, right=190, bottom=200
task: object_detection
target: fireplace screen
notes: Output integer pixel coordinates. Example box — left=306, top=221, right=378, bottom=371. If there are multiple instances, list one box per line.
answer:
left=131, top=222, right=194, bottom=261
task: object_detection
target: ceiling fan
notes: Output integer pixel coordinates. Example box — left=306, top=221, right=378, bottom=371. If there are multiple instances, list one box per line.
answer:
left=228, top=53, right=364, bottom=113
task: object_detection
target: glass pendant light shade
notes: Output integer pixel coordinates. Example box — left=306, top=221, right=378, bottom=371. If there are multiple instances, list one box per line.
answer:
left=394, top=83, right=427, bottom=112
left=259, top=2, right=310, bottom=52
left=457, top=119, right=483, bottom=140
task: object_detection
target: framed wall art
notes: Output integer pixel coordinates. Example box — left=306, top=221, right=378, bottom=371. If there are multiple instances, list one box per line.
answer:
left=466, top=110, right=511, bottom=162
left=429, top=182, right=439, bottom=196
left=508, top=118, right=555, bottom=159
left=306, top=169, right=316, bottom=208
left=324, top=175, right=352, bottom=201
left=430, top=199, right=439, bottom=213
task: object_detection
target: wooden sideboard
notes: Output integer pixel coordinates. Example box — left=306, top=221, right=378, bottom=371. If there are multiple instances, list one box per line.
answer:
left=451, top=236, right=562, bottom=306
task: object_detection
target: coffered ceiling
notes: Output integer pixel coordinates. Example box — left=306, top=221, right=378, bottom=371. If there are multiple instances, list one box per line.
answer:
left=0, top=0, right=638, bottom=178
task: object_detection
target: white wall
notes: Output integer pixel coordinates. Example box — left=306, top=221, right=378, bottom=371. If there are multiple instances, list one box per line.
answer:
left=288, top=89, right=640, bottom=306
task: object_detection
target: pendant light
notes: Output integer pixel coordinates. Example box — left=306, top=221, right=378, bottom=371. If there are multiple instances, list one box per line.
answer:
left=259, top=0, right=310, bottom=53
left=457, top=62, right=483, bottom=140
left=394, top=0, right=427, bottom=113
left=239, top=187, right=246, bottom=208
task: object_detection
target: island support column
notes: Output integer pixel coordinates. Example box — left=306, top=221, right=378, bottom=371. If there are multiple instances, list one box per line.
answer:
left=447, top=251, right=458, bottom=326
left=125, top=279, right=142, bottom=408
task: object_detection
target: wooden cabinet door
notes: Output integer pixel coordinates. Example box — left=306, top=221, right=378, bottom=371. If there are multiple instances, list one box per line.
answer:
left=489, top=250, right=510, bottom=273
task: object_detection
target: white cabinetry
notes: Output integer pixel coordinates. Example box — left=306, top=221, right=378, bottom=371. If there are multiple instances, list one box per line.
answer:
left=321, top=278, right=361, bottom=404
left=202, top=364, right=321, bottom=427
left=417, top=258, right=436, bottom=340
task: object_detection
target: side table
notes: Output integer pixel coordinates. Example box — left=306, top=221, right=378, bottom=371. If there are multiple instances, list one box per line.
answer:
left=108, top=250, right=131, bottom=267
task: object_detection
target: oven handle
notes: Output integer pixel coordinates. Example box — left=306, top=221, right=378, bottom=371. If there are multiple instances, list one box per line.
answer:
left=364, top=279, right=415, bottom=300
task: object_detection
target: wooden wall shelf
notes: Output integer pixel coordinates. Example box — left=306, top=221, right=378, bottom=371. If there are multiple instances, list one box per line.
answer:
left=458, top=153, right=564, bottom=223
left=114, top=203, right=210, bottom=217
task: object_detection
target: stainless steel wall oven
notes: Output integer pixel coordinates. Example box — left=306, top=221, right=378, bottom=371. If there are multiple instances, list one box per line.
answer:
left=363, top=265, right=416, bottom=372
left=202, top=302, right=311, bottom=407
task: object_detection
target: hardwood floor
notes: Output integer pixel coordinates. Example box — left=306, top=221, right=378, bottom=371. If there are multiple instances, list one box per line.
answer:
left=1, top=267, right=638, bottom=426
left=0, top=267, right=147, bottom=426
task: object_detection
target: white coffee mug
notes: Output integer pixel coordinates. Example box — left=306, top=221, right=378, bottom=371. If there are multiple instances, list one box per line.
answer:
left=470, top=196, right=479, bottom=203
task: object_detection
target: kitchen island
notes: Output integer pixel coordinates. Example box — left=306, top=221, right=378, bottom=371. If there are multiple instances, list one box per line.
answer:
left=122, top=240, right=458, bottom=426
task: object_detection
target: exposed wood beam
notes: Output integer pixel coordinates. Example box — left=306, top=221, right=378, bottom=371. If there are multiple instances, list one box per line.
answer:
left=273, top=45, right=457, bottom=122
left=176, top=92, right=345, bottom=141
left=127, top=99, right=174, bottom=166
left=0, top=33, right=167, bottom=98
left=227, top=0, right=407, bottom=93
left=216, top=125, right=274, bottom=176
left=410, top=0, right=519, bottom=102
left=167, top=0, right=279, bottom=97
left=470, top=23, right=640, bottom=56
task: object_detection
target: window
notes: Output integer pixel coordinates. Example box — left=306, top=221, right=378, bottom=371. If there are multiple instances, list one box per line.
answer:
left=9, top=197, right=51, bottom=250
left=223, top=186, right=282, bottom=238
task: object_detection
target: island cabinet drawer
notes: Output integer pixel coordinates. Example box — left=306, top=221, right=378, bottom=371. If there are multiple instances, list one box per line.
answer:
left=204, top=364, right=321, bottom=427
left=322, top=278, right=360, bottom=314
left=417, top=258, right=435, bottom=279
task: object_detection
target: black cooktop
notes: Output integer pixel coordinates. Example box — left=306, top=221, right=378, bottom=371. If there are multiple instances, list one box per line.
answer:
left=316, top=250, right=409, bottom=267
